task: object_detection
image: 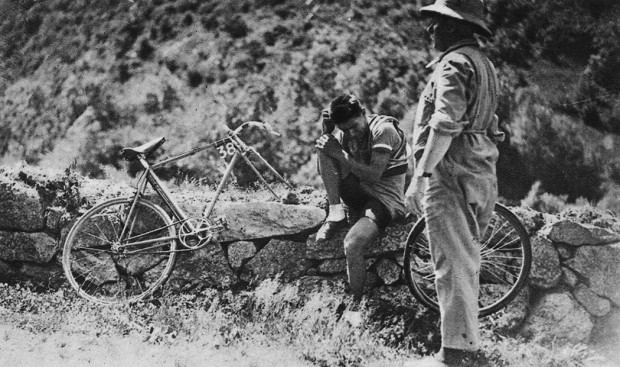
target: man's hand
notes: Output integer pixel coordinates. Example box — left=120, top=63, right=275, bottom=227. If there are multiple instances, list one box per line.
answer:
left=405, top=176, right=427, bottom=216
left=315, top=134, right=346, bottom=161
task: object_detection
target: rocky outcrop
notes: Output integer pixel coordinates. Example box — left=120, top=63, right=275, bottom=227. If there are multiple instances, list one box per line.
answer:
left=241, top=239, right=309, bottom=282
left=529, top=235, right=562, bottom=289
left=565, top=244, right=620, bottom=306
left=545, top=220, right=620, bottom=247
left=167, top=240, right=237, bottom=291
left=522, top=292, right=594, bottom=344
left=0, top=231, right=58, bottom=263
left=211, top=202, right=325, bottom=242
left=0, top=176, right=46, bottom=231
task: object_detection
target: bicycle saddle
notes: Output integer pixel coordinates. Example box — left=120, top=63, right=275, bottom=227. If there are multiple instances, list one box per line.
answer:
left=120, top=137, right=166, bottom=161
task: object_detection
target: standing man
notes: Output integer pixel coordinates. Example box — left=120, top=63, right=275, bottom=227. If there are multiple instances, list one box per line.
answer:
left=315, top=94, right=408, bottom=305
left=404, top=0, right=504, bottom=366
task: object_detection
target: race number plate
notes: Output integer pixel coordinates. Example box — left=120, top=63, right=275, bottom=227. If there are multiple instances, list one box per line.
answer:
left=215, top=138, right=236, bottom=159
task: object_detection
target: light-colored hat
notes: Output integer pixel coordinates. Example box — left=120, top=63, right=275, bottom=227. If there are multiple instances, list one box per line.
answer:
left=421, top=0, right=492, bottom=37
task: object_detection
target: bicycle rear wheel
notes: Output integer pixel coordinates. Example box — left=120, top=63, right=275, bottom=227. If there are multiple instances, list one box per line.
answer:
left=404, top=203, right=531, bottom=317
left=62, top=197, right=177, bottom=305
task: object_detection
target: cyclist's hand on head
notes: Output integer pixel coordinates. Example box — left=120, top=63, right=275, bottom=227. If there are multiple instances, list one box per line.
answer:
left=320, top=109, right=335, bottom=134
left=315, top=134, right=345, bottom=161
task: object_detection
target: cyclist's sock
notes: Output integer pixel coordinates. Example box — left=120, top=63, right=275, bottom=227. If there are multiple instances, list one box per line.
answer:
left=326, top=204, right=345, bottom=222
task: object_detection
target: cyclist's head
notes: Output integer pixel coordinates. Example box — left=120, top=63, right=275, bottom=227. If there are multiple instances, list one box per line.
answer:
left=329, top=94, right=364, bottom=125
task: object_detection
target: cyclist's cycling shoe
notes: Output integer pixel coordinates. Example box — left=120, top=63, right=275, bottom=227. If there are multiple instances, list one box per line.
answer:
left=315, top=219, right=347, bottom=242
left=403, top=348, right=491, bottom=367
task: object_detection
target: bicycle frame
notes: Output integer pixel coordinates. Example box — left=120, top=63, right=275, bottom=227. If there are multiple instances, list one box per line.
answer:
left=114, top=125, right=294, bottom=253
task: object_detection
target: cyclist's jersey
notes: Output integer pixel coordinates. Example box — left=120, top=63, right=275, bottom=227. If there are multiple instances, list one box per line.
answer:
left=335, top=114, right=409, bottom=220
left=340, top=114, right=409, bottom=178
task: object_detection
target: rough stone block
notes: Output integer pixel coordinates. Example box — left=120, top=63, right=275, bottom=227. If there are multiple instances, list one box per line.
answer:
left=522, top=292, right=593, bottom=344
left=368, top=220, right=415, bottom=256
left=494, top=286, right=530, bottom=333
left=573, top=283, right=612, bottom=317
left=242, top=239, right=309, bottom=282
left=227, top=241, right=256, bottom=270
left=0, top=231, right=58, bottom=263
left=306, top=229, right=347, bottom=260
left=376, top=258, right=401, bottom=285
left=168, top=240, right=237, bottom=290
left=544, top=220, right=620, bottom=246
left=0, top=177, right=45, bottom=231
left=211, top=202, right=326, bottom=242
left=317, top=258, right=347, bottom=274
left=562, top=267, right=579, bottom=288
left=530, top=235, right=562, bottom=289
left=565, top=244, right=620, bottom=306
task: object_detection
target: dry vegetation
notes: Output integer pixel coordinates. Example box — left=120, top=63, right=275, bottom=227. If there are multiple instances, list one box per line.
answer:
left=0, top=279, right=607, bottom=367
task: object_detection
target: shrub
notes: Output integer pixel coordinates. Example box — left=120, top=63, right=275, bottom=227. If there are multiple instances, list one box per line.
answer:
left=182, top=13, right=194, bottom=26
left=222, top=15, right=248, bottom=39
left=597, top=184, right=620, bottom=217
left=160, top=16, right=176, bottom=40
left=521, top=181, right=568, bottom=214
left=144, top=93, right=160, bottom=114
left=137, top=38, right=155, bottom=60
left=176, top=0, right=199, bottom=12
left=200, top=15, right=219, bottom=30
left=508, top=89, right=604, bottom=201
left=165, top=58, right=179, bottom=73
left=118, top=63, right=131, bottom=83
left=187, top=70, right=203, bottom=88
left=263, top=31, right=276, bottom=46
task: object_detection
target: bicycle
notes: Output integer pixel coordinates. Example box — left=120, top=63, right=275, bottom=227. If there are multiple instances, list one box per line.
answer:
left=62, top=121, right=295, bottom=305
left=403, top=203, right=532, bottom=317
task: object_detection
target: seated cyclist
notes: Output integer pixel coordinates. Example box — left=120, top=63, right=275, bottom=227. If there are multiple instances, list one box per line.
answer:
left=315, top=94, right=408, bottom=303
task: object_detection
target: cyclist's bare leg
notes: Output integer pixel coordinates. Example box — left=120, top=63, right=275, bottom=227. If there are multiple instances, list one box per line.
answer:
left=344, top=217, right=380, bottom=303
left=317, top=151, right=343, bottom=205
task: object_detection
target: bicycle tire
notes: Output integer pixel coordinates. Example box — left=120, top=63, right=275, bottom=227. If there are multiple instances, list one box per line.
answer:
left=62, top=197, right=177, bottom=305
left=403, top=203, right=531, bottom=317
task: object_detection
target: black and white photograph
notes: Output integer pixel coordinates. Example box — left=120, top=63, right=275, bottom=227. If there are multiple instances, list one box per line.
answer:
left=1, top=0, right=619, bottom=366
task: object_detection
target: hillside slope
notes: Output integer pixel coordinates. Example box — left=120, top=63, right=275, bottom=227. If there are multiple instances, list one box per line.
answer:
left=1, top=0, right=619, bottom=206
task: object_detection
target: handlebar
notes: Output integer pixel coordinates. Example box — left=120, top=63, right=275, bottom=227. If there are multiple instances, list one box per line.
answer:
left=225, top=121, right=281, bottom=137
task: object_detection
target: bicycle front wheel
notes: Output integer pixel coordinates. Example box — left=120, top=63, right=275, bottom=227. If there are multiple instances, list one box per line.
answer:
left=404, top=203, right=531, bottom=317
left=62, top=197, right=177, bottom=305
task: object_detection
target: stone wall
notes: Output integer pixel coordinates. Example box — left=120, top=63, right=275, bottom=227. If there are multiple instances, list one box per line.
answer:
left=1, top=166, right=620, bottom=346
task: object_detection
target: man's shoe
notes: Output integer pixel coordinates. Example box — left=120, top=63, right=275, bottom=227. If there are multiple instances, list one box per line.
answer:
left=315, top=219, right=347, bottom=241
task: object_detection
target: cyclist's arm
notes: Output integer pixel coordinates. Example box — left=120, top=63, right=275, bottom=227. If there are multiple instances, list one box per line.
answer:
left=339, top=149, right=390, bottom=183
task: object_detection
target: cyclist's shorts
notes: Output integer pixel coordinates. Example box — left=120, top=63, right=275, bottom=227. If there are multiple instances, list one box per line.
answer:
left=339, top=175, right=392, bottom=230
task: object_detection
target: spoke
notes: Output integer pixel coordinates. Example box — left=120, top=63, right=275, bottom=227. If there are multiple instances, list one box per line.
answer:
left=73, top=247, right=114, bottom=253
left=124, top=241, right=172, bottom=255
left=123, top=223, right=175, bottom=243
left=483, top=228, right=517, bottom=252
left=80, top=231, right=114, bottom=245
left=484, top=236, right=521, bottom=253
left=482, top=260, right=522, bottom=271
left=481, top=263, right=519, bottom=285
left=94, top=222, right=112, bottom=244
left=481, top=220, right=510, bottom=251
left=108, top=211, right=121, bottom=243
left=482, top=252, right=524, bottom=260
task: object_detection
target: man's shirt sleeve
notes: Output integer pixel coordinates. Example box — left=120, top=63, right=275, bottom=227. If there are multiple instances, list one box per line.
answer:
left=371, top=122, right=400, bottom=154
left=428, top=53, right=475, bottom=137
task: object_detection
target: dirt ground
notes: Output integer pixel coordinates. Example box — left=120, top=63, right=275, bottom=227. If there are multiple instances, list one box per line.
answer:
left=0, top=325, right=313, bottom=367
left=2, top=323, right=619, bottom=367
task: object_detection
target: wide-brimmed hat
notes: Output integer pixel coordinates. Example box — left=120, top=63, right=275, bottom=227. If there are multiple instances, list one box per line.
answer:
left=421, top=0, right=492, bottom=37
